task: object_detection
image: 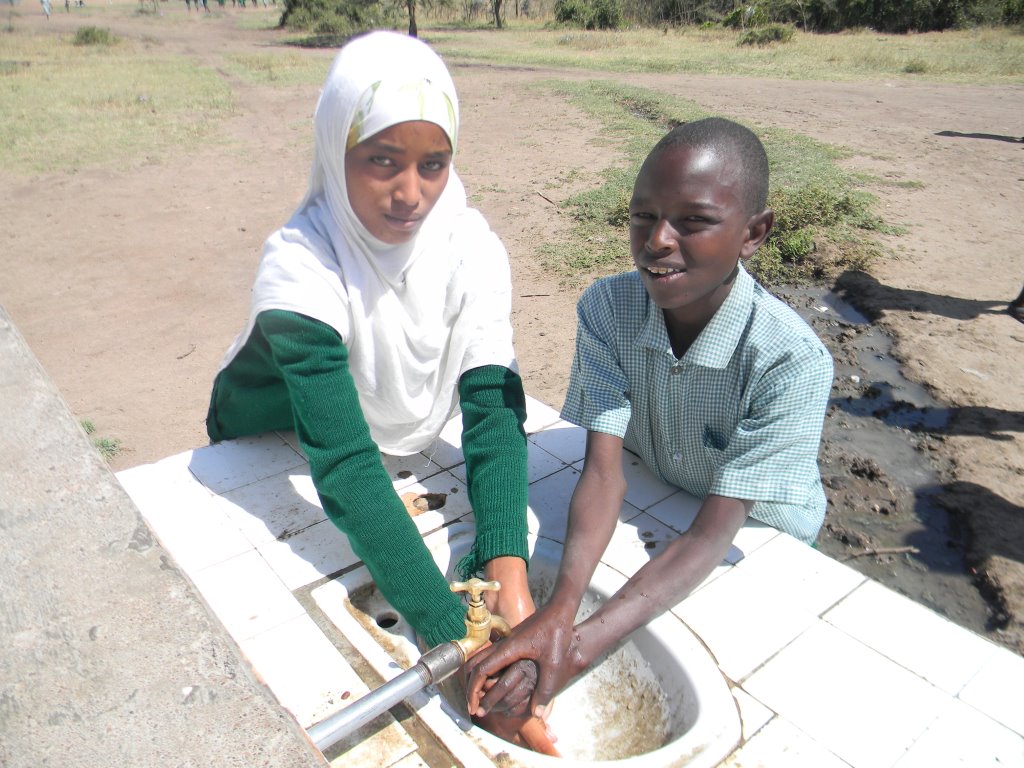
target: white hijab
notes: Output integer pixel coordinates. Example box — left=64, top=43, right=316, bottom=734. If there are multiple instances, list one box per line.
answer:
left=219, top=31, right=517, bottom=455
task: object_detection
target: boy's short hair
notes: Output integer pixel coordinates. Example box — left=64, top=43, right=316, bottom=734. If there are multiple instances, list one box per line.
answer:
left=651, top=117, right=769, bottom=215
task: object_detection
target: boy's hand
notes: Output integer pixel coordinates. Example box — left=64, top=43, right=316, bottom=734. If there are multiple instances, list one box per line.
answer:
left=474, top=658, right=537, bottom=717
left=465, top=602, right=584, bottom=718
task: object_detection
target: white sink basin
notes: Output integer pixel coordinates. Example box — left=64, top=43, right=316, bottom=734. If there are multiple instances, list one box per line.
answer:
left=312, top=523, right=739, bottom=767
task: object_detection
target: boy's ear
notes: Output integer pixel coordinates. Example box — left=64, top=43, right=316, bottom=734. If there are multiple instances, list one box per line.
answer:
left=739, top=208, right=775, bottom=261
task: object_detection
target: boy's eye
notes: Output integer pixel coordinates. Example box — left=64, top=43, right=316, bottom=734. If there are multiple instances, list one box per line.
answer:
left=629, top=211, right=655, bottom=223
left=678, top=216, right=715, bottom=230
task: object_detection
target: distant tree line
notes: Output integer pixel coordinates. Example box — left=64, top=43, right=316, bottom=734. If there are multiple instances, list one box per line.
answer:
left=280, top=0, right=1024, bottom=38
left=624, top=0, right=1023, bottom=31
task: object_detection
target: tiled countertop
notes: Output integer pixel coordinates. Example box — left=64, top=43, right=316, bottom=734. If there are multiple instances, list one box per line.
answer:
left=116, top=395, right=1024, bottom=768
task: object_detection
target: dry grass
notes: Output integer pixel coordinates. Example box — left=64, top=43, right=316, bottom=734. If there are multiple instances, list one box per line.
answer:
left=0, top=33, right=231, bottom=173
left=426, top=24, right=1024, bottom=84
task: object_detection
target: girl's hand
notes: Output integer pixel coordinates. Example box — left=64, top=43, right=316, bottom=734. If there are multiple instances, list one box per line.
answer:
left=483, top=555, right=535, bottom=628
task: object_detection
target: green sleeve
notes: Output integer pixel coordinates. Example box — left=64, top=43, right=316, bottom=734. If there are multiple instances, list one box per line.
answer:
left=209, top=310, right=466, bottom=647
left=456, top=365, right=530, bottom=578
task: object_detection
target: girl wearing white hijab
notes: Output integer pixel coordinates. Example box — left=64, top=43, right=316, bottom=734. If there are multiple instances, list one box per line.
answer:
left=207, top=31, right=534, bottom=650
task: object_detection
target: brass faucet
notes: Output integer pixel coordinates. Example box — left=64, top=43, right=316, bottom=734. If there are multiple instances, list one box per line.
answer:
left=450, top=577, right=512, bottom=660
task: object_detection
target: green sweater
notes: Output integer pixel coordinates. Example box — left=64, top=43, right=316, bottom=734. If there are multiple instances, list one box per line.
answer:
left=207, top=310, right=529, bottom=647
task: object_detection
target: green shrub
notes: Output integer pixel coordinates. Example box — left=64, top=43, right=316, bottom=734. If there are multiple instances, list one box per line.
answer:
left=776, top=226, right=816, bottom=263
left=737, top=22, right=793, bottom=45
left=589, top=0, right=623, bottom=29
left=554, top=0, right=622, bottom=28
left=280, top=0, right=400, bottom=36
left=1004, top=0, right=1024, bottom=23
left=73, top=27, right=117, bottom=46
left=723, top=4, right=771, bottom=28
left=554, top=0, right=589, bottom=24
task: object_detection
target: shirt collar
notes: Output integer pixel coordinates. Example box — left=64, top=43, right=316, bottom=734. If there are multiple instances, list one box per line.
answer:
left=635, top=264, right=754, bottom=368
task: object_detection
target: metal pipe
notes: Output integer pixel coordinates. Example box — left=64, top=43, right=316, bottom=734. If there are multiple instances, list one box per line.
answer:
left=308, top=641, right=465, bottom=752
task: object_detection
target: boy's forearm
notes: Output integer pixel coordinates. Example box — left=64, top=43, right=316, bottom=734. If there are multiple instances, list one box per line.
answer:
left=575, top=494, right=749, bottom=667
left=549, top=433, right=627, bottom=614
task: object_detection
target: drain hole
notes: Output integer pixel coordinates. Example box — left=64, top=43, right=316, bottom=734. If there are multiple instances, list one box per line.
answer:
left=375, top=611, right=399, bottom=629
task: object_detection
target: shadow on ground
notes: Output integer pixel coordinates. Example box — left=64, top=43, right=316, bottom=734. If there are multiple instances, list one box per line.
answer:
left=833, top=269, right=1009, bottom=322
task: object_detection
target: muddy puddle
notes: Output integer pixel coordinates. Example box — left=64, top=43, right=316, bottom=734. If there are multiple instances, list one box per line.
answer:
left=776, top=285, right=993, bottom=636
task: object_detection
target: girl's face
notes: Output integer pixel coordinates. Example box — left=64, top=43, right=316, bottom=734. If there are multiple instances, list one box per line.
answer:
left=344, top=121, right=453, bottom=244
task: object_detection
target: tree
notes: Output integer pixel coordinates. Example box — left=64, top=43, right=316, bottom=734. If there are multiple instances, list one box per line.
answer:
left=407, top=0, right=417, bottom=35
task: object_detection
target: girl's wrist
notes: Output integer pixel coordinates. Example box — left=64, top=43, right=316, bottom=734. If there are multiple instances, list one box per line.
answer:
left=483, top=554, right=527, bottom=583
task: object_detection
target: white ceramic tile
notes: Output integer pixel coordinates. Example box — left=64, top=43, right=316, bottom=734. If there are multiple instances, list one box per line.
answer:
left=735, top=533, right=864, bottom=616
left=892, top=697, right=1024, bottom=768
left=732, top=688, right=774, bottom=742
left=275, top=429, right=302, bottom=457
left=525, top=442, right=571, bottom=484
left=620, top=450, right=679, bottom=511
left=122, top=467, right=254, bottom=574
left=825, top=579, right=996, bottom=695
left=523, top=394, right=562, bottom=434
left=380, top=452, right=447, bottom=489
left=188, top=434, right=306, bottom=494
left=398, top=471, right=473, bottom=536
left=742, top=621, right=950, bottom=768
left=644, top=487, right=743, bottom=563
left=421, top=414, right=465, bottom=470
left=528, top=420, right=587, bottom=464
left=116, top=451, right=193, bottom=494
left=189, top=550, right=305, bottom=643
left=671, top=560, right=820, bottom=681
left=386, top=754, right=429, bottom=768
left=600, top=513, right=680, bottom=578
left=525, top=465, right=641, bottom=543
left=449, top=440, right=569, bottom=486
left=327, top=717, right=417, bottom=768
left=116, top=458, right=196, bottom=509
left=221, top=469, right=326, bottom=546
left=959, top=644, right=1024, bottom=736
left=524, top=465, right=577, bottom=542
left=731, top=519, right=781, bottom=558
left=237, top=613, right=367, bottom=728
left=645, top=489, right=702, bottom=532
left=723, top=717, right=851, bottom=768
left=256, top=518, right=359, bottom=591
left=247, top=431, right=446, bottom=492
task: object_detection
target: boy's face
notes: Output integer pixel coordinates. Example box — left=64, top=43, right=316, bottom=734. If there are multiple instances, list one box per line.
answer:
left=629, top=144, right=770, bottom=325
left=345, top=121, right=453, bottom=244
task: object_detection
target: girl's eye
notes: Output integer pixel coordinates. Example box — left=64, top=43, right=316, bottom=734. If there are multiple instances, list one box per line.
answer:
left=369, top=155, right=394, bottom=167
left=422, top=159, right=447, bottom=172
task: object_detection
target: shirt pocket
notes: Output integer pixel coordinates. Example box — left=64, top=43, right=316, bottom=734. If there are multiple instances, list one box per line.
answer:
left=702, top=425, right=728, bottom=453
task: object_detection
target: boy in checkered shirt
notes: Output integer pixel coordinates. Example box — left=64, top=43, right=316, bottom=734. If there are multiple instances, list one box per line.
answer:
left=465, top=117, right=833, bottom=727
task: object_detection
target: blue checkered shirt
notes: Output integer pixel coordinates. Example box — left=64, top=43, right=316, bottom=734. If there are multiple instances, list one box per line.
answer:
left=561, top=265, right=833, bottom=544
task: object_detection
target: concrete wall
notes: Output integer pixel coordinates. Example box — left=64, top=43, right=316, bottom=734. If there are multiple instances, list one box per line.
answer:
left=0, top=306, right=325, bottom=768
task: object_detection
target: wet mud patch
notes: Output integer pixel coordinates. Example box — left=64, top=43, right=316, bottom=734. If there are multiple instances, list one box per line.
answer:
left=778, top=286, right=1005, bottom=644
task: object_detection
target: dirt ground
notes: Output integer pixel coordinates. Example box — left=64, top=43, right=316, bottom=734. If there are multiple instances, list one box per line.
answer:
left=3, top=6, right=1023, bottom=655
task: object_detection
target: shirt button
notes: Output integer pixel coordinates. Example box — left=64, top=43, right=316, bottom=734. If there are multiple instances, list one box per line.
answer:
left=672, top=452, right=683, bottom=462
left=670, top=366, right=682, bottom=375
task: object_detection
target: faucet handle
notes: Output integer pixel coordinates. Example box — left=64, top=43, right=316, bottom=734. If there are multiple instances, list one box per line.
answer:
left=450, top=577, right=501, bottom=604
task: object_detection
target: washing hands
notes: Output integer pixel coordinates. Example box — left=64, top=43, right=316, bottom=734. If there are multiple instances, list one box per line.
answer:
left=463, top=556, right=560, bottom=754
